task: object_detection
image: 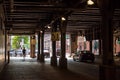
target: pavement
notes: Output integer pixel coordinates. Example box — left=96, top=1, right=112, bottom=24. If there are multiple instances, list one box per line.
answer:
left=0, top=56, right=95, bottom=80
left=0, top=56, right=120, bottom=80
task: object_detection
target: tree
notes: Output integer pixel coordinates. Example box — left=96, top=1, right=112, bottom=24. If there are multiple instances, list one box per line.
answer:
left=12, top=36, right=30, bottom=49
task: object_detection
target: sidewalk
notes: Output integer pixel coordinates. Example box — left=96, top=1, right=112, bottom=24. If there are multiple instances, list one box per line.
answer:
left=0, top=57, right=94, bottom=80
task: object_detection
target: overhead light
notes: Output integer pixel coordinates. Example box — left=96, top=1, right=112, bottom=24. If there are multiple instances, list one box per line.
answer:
left=40, top=31, right=43, bottom=33
left=47, top=26, right=51, bottom=29
left=87, top=0, right=94, bottom=5
left=61, top=17, right=66, bottom=21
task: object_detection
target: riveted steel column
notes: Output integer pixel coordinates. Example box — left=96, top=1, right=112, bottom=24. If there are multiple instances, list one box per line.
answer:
left=37, top=31, right=40, bottom=60
left=59, top=17, right=68, bottom=69
left=5, top=30, right=7, bottom=63
left=97, top=0, right=116, bottom=80
left=51, top=21, right=57, bottom=66
left=70, top=33, right=77, bottom=56
left=39, top=30, right=45, bottom=62
left=30, top=35, right=36, bottom=58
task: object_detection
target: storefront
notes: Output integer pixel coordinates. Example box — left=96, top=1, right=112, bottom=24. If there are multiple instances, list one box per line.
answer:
left=44, top=33, right=71, bottom=57
left=77, top=35, right=100, bottom=55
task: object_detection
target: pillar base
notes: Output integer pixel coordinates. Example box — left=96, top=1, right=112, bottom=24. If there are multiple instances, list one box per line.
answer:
left=99, top=65, right=116, bottom=80
left=30, top=53, right=36, bottom=58
left=51, top=56, right=57, bottom=67
left=39, top=54, right=44, bottom=62
left=59, top=57, right=67, bottom=69
left=30, top=55, right=36, bottom=58
left=37, top=54, right=40, bottom=61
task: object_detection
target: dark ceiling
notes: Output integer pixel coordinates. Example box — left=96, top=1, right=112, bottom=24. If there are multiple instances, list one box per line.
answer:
left=3, top=0, right=120, bottom=35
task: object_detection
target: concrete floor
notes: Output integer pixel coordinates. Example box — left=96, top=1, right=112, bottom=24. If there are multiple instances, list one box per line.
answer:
left=0, top=57, right=96, bottom=80
left=1, top=56, right=120, bottom=80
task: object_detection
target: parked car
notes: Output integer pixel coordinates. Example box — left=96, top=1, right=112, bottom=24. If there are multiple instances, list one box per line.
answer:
left=15, top=49, right=23, bottom=56
left=44, top=49, right=50, bottom=58
left=9, top=49, right=16, bottom=57
left=26, top=49, right=30, bottom=55
left=56, top=49, right=61, bottom=57
left=35, top=49, right=50, bottom=58
left=73, top=51, right=95, bottom=63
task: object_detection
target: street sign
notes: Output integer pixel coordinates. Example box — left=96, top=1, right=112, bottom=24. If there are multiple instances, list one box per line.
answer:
left=51, top=32, right=60, bottom=41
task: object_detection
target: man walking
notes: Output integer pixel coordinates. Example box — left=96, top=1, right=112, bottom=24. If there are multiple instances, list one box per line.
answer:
left=22, top=47, right=26, bottom=61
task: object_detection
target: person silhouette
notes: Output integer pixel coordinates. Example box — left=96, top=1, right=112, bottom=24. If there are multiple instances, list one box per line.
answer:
left=22, top=47, right=26, bottom=61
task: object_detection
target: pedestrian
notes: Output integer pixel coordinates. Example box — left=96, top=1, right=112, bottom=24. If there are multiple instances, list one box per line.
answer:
left=22, top=47, right=26, bottom=61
